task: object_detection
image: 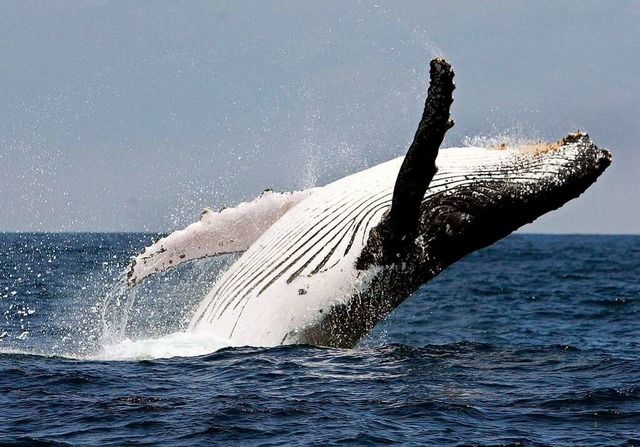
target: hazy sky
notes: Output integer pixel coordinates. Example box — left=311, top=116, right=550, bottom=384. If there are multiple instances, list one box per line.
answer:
left=1, top=1, right=638, bottom=233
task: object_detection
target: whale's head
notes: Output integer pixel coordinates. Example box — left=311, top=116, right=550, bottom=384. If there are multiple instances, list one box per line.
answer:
left=412, top=132, right=611, bottom=275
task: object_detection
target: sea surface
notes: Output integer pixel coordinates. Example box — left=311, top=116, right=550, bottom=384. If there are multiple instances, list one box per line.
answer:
left=0, top=233, right=638, bottom=446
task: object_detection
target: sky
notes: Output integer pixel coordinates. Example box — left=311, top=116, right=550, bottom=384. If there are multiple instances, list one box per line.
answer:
left=0, top=1, right=638, bottom=233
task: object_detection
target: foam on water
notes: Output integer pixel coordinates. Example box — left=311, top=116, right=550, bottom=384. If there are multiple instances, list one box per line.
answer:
left=92, top=331, right=234, bottom=361
left=95, top=253, right=240, bottom=358
left=0, top=331, right=234, bottom=361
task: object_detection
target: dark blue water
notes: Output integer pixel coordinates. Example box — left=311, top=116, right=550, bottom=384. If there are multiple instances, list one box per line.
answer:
left=1, top=233, right=638, bottom=446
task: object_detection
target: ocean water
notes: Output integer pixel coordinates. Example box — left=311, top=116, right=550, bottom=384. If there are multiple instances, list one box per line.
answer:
left=0, top=233, right=638, bottom=446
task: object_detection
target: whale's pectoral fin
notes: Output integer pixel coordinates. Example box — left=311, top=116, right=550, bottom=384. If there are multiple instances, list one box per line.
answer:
left=127, top=188, right=318, bottom=286
left=358, top=58, right=456, bottom=268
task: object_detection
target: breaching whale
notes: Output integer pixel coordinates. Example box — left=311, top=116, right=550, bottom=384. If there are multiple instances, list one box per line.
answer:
left=127, top=59, right=611, bottom=348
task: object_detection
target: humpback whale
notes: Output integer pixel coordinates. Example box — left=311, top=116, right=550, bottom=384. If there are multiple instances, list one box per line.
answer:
left=127, top=59, right=611, bottom=348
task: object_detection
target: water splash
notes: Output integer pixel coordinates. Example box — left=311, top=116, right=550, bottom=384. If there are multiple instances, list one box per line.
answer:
left=90, top=330, right=233, bottom=361
left=462, top=124, right=543, bottom=149
left=96, top=253, right=240, bottom=360
left=100, top=279, right=135, bottom=346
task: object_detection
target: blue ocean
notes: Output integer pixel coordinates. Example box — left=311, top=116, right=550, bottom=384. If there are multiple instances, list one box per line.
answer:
left=0, top=233, right=638, bottom=446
